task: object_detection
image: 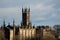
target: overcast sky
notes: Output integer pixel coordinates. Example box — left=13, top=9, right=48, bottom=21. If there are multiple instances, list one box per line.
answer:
left=0, top=0, right=60, bottom=27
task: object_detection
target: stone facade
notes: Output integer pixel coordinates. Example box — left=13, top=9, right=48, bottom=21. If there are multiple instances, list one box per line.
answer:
left=19, top=28, right=36, bottom=40
left=10, top=30, right=13, bottom=40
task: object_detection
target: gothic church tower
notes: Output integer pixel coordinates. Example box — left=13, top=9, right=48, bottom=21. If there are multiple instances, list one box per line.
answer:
left=21, top=7, right=31, bottom=27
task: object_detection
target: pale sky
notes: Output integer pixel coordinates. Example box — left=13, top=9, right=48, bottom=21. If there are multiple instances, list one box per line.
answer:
left=0, top=0, right=60, bottom=27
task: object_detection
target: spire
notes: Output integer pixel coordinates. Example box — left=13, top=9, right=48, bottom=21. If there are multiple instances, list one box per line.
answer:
left=29, top=7, right=30, bottom=12
left=13, top=19, right=14, bottom=26
left=3, top=19, right=5, bottom=27
left=22, top=7, right=23, bottom=12
left=13, top=19, right=15, bottom=27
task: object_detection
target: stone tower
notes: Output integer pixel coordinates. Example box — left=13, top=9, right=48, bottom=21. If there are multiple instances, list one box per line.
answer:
left=13, top=19, right=15, bottom=40
left=21, top=7, right=31, bottom=27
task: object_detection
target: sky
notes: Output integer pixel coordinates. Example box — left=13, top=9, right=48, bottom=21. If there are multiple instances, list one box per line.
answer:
left=0, top=0, right=60, bottom=27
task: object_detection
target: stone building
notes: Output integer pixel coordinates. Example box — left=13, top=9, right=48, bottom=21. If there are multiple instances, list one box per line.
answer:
left=0, top=7, right=54, bottom=40
left=54, top=25, right=60, bottom=39
left=2, top=7, right=36, bottom=40
left=19, top=8, right=36, bottom=40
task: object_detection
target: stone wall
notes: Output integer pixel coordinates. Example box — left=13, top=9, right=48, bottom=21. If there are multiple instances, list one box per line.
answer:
left=19, top=28, right=36, bottom=40
left=10, top=30, right=13, bottom=40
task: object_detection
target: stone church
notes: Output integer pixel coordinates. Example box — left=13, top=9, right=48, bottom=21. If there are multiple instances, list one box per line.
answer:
left=2, top=7, right=38, bottom=40
left=0, top=7, right=53, bottom=40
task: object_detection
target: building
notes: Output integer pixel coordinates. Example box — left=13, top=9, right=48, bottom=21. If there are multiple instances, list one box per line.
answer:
left=19, top=8, right=36, bottom=40
left=0, top=7, right=54, bottom=40
left=2, top=7, right=36, bottom=40
left=54, top=25, right=60, bottom=39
